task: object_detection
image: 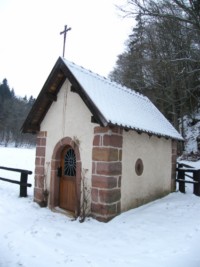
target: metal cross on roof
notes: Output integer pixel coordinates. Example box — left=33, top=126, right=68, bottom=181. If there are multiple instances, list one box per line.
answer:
left=60, top=25, right=71, bottom=58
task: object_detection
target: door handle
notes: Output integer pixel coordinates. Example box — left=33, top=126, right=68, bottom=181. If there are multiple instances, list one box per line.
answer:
left=57, top=167, right=62, bottom=177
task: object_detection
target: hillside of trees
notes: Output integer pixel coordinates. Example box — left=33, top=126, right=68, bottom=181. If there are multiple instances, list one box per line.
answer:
left=0, top=79, right=36, bottom=147
left=2, top=1, right=200, bottom=148
left=110, top=0, right=200, bottom=138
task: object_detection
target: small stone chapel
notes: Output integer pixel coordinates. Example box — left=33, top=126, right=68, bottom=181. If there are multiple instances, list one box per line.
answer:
left=22, top=57, right=183, bottom=222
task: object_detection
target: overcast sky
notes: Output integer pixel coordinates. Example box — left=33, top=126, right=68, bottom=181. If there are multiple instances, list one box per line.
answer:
left=0, top=0, right=133, bottom=98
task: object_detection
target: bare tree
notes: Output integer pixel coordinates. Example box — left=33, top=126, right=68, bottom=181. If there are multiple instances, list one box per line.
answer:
left=110, top=0, right=200, bottom=136
left=120, top=0, right=200, bottom=32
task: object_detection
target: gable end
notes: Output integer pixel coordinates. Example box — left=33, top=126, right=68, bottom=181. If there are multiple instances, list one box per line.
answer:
left=21, top=57, right=108, bottom=133
left=60, top=61, right=108, bottom=127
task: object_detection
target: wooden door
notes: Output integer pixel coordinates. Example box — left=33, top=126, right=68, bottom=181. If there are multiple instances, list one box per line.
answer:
left=59, top=146, right=76, bottom=212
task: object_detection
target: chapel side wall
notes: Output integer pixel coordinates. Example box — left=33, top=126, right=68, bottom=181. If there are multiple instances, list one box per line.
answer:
left=121, top=130, right=172, bottom=212
left=39, top=79, right=96, bottom=205
left=171, top=140, right=177, bottom=191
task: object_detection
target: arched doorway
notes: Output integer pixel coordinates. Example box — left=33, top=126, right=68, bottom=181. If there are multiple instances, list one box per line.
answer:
left=59, top=146, right=76, bottom=212
left=50, top=137, right=81, bottom=217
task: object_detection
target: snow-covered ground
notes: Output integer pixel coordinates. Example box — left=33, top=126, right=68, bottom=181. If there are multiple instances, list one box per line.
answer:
left=1, top=147, right=200, bottom=267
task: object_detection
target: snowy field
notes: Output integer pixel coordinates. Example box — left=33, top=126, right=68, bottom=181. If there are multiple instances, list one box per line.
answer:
left=0, top=147, right=200, bottom=267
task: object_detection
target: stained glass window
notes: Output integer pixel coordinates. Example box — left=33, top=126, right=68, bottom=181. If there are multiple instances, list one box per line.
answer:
left=64, top=148, right=76, bottom=176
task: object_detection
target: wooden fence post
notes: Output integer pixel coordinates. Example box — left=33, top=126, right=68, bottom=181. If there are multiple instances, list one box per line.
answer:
left=20, top=172, right=28, bottom=197
left=177, top=170, right=185, bottom=193
left=193, top=170, right=200, bottom=196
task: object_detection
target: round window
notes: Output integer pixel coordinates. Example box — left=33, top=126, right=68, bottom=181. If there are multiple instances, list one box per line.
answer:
left=135, top=158, right=144, bottom=176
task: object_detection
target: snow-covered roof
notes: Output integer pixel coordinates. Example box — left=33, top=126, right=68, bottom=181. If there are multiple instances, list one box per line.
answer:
left=62, top=58, right=183, bottom=140
left=22, top=57, right=183, bottom=140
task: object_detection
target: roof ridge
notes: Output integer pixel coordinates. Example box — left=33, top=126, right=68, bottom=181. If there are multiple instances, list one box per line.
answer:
left=63, top=58, right=149, bottom=102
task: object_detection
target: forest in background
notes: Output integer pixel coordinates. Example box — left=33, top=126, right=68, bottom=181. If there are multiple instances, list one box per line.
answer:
left=0, top=78, right=36, bottom=147
left=110, top=0, right=200, bottom=138
left=1, top=1, right=200, bottom=148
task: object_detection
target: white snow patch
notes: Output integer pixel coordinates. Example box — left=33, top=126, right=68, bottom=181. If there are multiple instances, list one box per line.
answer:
left=0, top=147, right=200, bottom=267
left=182, top=114, right=200, bottom=153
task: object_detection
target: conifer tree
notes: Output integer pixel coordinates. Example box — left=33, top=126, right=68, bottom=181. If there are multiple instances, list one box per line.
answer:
left=111, top=0, right=200, bottom=132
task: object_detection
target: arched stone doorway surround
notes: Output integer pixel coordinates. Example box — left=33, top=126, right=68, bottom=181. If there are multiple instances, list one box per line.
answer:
left=49, top=137, right=81, bottom=217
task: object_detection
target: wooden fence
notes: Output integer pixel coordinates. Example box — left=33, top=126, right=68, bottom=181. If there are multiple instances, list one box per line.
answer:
left=0, top=166, right=32, bottom=197
left=176, top=163, right=200, bottom=196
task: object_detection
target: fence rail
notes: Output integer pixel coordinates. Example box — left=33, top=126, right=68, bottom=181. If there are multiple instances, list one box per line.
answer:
left=0, top=166, right=32, bottom=197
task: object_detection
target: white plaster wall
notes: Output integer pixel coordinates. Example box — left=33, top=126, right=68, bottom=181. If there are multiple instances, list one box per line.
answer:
left=40, top=79, right=96, bottom=194
left=121, top=130, right=172, bottom=212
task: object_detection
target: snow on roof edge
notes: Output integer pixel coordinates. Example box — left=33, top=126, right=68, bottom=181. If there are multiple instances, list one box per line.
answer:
left=109, top=121, right=183, bottom=141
